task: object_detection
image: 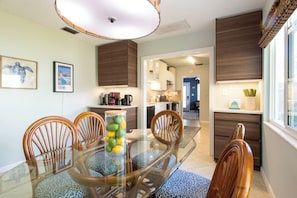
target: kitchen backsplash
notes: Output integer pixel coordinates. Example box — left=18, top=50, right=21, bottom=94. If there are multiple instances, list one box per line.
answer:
left=99, top=87, right=140, bottom=106
left=214, top=81, right=263, bottom=111
left=147, top=90, right=181, bottom=102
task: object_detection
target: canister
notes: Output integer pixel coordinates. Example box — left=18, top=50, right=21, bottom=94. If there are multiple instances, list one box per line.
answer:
left=105, top=110, right=127, bottom=156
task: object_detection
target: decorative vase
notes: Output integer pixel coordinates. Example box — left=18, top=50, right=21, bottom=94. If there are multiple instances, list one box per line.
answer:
left=105, top=110, right=127, bottom=156
left=245, top=97, right=256, bottom=110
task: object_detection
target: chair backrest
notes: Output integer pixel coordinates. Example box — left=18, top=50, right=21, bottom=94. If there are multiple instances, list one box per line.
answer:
left=22, top=116, right=78, bottom=174
left=206, top=139, right=254, bottom=198
left=150, top=110, right=184, bottom=147
left=229, top=123, right=245, bottom=141
left=73, top=112, right=105, bottom=150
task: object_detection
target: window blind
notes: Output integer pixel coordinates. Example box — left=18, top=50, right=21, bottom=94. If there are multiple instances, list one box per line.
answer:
left=259, top=0, right=297, bottom=48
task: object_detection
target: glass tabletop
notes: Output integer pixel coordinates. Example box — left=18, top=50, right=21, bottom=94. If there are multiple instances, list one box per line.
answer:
left=0, top=128, right=196, bottom=197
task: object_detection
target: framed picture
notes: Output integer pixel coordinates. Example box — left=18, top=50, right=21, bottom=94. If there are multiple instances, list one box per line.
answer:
left=53, top=61, right=74, bottom=93
left=0, top=55, right=38, bottom=89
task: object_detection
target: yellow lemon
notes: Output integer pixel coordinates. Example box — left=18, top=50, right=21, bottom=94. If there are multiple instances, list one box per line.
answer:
left=116, top=137, right=125, bottom=145
left=105, top=136, right=109, bottom=142
left=107, top=131, right=115, bottom=138
left=112, top=145, right=123, bottom=154
left=120, top=120, right=126, bottom=129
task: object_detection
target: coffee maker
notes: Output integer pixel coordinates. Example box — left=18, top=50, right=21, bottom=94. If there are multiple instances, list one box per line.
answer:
left=108, top=92, right=120, bottom=105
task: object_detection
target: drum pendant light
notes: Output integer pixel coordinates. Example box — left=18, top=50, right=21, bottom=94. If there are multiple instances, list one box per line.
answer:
left=55, top=0, right=161, bottom=40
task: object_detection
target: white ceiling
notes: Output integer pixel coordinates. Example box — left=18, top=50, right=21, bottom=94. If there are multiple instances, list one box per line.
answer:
left=0, top=0, right=267, bottom=67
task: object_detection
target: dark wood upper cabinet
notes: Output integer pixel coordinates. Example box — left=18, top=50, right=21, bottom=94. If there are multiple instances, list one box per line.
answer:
left=97, top=40, right=137, bottom=87
left=216, top=11, right=262, bottom=81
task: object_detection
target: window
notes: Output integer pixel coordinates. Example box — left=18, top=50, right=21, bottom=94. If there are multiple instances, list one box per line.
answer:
left=288, top=13, right=297, bottom=129
left=270, top=10, right=297, bottom=135
left=271, top=26, right=285, bottom=124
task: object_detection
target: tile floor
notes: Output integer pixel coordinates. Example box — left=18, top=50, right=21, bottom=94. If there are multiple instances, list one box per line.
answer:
left=179, top=119, right=271, bottom=197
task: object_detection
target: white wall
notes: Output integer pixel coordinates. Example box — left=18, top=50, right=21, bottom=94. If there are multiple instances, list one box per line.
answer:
left=0, top=10, right=105, bottom=168
left=262, top=123, right=297, bottom=198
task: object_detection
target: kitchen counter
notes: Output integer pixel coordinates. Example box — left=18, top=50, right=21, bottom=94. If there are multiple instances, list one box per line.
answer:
left=147, top=101, right=180, bottom=106
left=88, top=105, right=138, bottom=109
left=214, top=108, right=263, bottom=114
left=147, top=101, right=172, bottom=107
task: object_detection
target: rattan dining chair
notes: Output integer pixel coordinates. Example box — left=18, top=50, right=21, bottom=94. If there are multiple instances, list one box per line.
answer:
left=154, top=126, right=253, bottom=198
left=151, top=110, right=184, bottom=149
left=73, top=111, right=105, bottom=150
left=229, top=123, right=245, bottom=141
left=22, top=116, right=97, bottom=198
left=132, top=110, right=184, bottom=193
left=132, top=110, right=184, bottom=170
left=74, top=111, right=119, bottom=176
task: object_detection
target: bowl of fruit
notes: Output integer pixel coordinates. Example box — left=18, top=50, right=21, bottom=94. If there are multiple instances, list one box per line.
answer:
left=105, top=110, right=127, bottom=156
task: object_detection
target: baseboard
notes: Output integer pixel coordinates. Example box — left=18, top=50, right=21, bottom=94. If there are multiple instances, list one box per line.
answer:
left=200, top=120, right=209, bottom=124
left=0, top=161, right=25, bottom=175
left=260, top=167, right=276, bottom=198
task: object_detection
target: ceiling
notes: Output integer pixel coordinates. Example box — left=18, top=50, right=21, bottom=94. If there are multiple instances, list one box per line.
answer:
left=0, top=0, right=267, bottom=67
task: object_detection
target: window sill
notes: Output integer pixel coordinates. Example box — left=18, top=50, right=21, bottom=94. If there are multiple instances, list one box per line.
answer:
left=264, top=121, right=297, bottom=150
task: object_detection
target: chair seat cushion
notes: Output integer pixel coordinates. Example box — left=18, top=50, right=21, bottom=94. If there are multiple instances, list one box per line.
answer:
left=87, top=152, right=119, bottom=176
left=34, top=169, right=101, bottom=198
left=132, top=150, right=176, bottom=170
left=155, top=169, right=210, bottom=198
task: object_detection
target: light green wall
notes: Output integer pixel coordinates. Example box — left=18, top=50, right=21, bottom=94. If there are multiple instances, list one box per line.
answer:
left=138, top=29, right=215, bottom=57
left=0, top=10, right=104, bottom=168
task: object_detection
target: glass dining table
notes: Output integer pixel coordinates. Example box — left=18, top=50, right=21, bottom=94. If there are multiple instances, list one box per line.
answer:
left=0, top=128, right=196, bottom=198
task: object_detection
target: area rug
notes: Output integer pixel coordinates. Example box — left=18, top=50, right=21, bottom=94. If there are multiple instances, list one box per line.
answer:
left=179, top=126, right=201, bottom=148
left=183, top=111, right=199, bottom=120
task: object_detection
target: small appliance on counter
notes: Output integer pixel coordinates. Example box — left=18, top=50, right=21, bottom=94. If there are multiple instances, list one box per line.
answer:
left=99, top=93, right=109, bottom=105
left=108, top=92, right=120, bottom=105
left=124, top=94, right=133, bottom=105
left=120, top=94, right=133, bottom=105
left=160, top=95, right=167, bottom=102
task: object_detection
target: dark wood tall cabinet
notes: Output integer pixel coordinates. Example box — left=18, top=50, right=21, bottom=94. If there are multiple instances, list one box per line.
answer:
left=97, top=40, right=137, bottom=87
left=216, top=11, right=262, bottom=81
left=214, top=112, right=262, bottom=170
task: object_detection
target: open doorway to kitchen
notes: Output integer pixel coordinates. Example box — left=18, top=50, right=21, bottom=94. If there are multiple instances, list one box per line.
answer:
left=183, top=76, right=200, bottom=121
left=140, top=47, right=213, bottom=129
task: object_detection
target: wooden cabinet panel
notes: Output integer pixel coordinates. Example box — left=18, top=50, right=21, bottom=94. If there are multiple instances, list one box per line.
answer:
left=97, top=40, right=137, bottom=87
left=216, top=11, right=262, bottom=81
left=89, top=107, right=137, bottom=132
left=214, top=112, right=262, bottom=170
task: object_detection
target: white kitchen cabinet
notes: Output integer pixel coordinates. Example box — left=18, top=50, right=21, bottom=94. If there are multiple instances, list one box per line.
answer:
left=158, top=60, right=169, bottom=90
left=155, top=103, right=167, bottom=115
left=147, top=60, right=159, bottom=81
left=148, top=60, right=175, bottom=91
left=167, top=66, right=176, bottom=90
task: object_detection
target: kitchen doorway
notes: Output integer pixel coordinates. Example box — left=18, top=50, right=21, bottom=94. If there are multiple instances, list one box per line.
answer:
left=182, top=76, right=200, bottom=121
left=140, top=47, right=214, bottom=129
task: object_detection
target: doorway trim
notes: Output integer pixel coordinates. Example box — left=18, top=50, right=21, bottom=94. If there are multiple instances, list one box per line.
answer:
left=140, top=46, right=215, bottom=154
left=183, top=81, right=191, bottom=112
